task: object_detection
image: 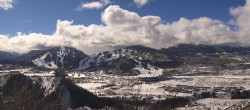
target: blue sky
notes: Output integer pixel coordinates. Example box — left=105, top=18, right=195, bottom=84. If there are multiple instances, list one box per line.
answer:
left=0, top=0, right=245, bottom=36
left=1, top=0, right=250, bottom=54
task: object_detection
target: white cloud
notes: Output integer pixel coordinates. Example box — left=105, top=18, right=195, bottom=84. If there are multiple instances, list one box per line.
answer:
left=0, top=33, right=61, bottom=53
left=134, top=0, right=149, bottom=7
left=230, top=0, right=250, bottom=44
left=157, top=17, right=236, bottom=47
left=2, top=1, right=250, bottom=54
left=80, top=2, right=103, bottom=9
left=77, top=0, right=111, bottom=10
left=0, top=0, right=14, bottom=10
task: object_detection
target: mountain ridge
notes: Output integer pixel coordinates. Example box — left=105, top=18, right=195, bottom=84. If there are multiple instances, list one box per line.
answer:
left=1, top=44, right=250, bottom=71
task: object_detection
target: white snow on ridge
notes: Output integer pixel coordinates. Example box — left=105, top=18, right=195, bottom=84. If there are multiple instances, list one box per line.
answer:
left=29, top=76, right=60, bottom=96
left=32, top=52, right=58, bottom=69
left=57, top=46, right=66, bottom=67
left=40, top=77, right=60, bottom=96
left=32, top=45, right=76, bottom=69
left=77, top=48, right=165, bottom=78
left=56, top=45, right=75, bottom=67
left=77, top=49, right=138, bottom=70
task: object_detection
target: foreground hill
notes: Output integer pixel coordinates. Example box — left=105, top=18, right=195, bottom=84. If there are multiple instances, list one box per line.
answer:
left=0, top=74, right=116, bottom=110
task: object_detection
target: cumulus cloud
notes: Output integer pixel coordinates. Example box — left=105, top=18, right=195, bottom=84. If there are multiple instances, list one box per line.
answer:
left=58, top=5, right=236, bottom=50
left=230, top=0, right=250, bottom=44
left=0, top=0, right=14, bottom=10
left=1, top=0, right=250, bottom=54
left=77, top=0, right=111, bottom=10
left=134, top=0, right=149, bottom=7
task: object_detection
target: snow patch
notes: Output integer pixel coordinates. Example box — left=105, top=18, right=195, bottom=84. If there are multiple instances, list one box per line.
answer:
left=32, top=52, right=58, bottom=69
left=77, top=49, right=138, bottom=70
left=77, top=83, right=106, bottom=91
left=39, top=77, right=60, bottom=96
left=134, top=64, right=163, bottom=78
left=67, top=72, right=86, bottom=78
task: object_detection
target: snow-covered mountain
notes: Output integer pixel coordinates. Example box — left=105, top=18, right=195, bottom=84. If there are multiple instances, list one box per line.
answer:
left=3, top=44, right=250, bottom=71
left=76, top=44, right=250, bottom=75
left=32, top=46, right=88, bottom=69
left=18, top=45, right=88, bottom=69
left=77, top=45, right=176, bottom=75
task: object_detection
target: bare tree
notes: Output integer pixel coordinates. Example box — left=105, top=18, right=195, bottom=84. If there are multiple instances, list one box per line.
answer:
left=163, top=85, right=180, bottom=110
left=134, top=84, right=142, bottom=110
left=127, top=78, right=142, bottom=110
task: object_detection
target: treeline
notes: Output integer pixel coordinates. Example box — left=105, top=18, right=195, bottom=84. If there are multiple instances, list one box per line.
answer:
left=0, top=74, right=118, bottom=110
left=64, top=79, right=117, bottom=109
left=0, top=74, right=45, bottom=110
left=231, top=90, right=250, bottom=99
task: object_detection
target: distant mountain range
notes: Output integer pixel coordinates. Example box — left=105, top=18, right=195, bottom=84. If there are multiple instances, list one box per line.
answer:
left=0, top=51, right=19, bottom=60
left=1, top=44, right=250, bottom=72
left=0, top=45, right=87, bottom=69
left=161, top=44, right=250, bottom=56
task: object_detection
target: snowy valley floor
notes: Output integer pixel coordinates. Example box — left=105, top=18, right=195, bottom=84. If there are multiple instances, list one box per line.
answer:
left=1, top=67, right=250, bottom=109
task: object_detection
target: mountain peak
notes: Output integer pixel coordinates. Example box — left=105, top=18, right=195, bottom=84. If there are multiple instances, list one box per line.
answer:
left=15, top=46, right=88, bottom=69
